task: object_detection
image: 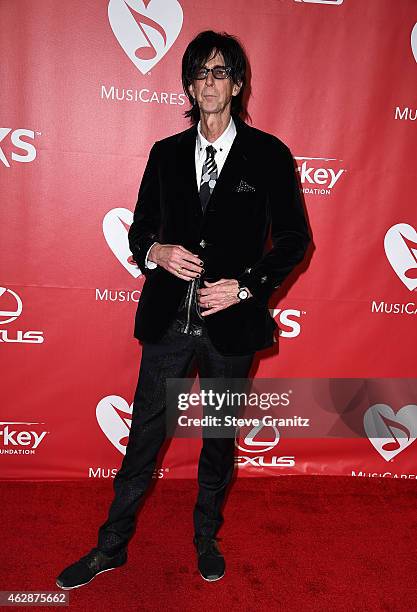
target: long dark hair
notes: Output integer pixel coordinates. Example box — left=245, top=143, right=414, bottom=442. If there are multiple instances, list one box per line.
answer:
left=181, top=30, right=247, bottom=124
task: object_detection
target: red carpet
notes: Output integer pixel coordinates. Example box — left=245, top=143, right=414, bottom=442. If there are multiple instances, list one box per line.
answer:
left=0, top=476, right=416, bottom=611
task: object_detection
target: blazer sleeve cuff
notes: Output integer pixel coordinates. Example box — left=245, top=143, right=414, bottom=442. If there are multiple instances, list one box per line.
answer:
left=144, top=242, right=159, bottom=269
left=237, top=269, right=279, bottom=303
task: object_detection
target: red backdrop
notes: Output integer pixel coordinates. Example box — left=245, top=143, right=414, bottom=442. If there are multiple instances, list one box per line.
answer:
left=1, top=0, right=417, bottom=480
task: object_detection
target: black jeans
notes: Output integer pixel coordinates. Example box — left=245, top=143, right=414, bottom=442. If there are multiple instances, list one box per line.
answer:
left=97, top=318, right=254, bottom=555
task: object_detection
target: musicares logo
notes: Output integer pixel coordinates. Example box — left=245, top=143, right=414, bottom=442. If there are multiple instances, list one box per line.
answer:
left=96, top=395, right=132, bottom=454
left=103, top=207, right=142, bottom=277
left=364, top=404, right=417, bottom=462
left=108, top=0, right=183, bottom=74
left=94, top=395, right=169, bottom=479
left=384, top=223, right=417, bottom=291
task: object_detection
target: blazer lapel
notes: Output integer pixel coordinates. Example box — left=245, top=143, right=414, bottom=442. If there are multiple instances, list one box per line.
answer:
left=204, top=118, right=250, bottom=213
left=176, top=117, right=251, bottom=218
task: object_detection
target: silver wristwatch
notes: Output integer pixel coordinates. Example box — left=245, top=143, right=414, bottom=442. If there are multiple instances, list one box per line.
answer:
left=237, top=282, right=250, bottom=301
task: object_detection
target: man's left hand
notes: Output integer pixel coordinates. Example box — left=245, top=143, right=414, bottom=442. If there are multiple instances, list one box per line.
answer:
left=197, top=279, right=252, bottom=316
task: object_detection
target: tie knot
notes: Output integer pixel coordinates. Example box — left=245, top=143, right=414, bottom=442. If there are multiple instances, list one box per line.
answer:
left=206, top=145, right=216, bottom=159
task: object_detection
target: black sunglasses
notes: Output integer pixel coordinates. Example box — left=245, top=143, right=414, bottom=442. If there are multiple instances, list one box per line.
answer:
left=193, top=66, right=232, bottom=80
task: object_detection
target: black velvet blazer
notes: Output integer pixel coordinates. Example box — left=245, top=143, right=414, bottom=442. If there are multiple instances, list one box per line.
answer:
left=128, top=116, right=310, bottom=356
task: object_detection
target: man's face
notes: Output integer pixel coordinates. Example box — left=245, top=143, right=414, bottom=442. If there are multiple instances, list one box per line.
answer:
left=188, top=51, right=242, bottom=117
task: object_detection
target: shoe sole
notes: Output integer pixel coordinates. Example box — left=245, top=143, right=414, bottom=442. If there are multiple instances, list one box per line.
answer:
left=56, top=564, right=124, bottom=590
left=200, top=570, right=225, bottom=582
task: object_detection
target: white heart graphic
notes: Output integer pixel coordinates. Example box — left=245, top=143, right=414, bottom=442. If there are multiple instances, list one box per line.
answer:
left=411, top=23, right=417, bottom=64
left=363, top=403, right=417, bottom=461
left=103, top=207, right=142, bottom=278
left=108, top=0, right=183, bottom=74
left=96, top=395, right=133, bottom=455
left=384, top=223, right=417, bottom=291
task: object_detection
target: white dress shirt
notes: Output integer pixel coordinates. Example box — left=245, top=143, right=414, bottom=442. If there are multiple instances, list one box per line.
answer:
left=194, top=116, right=236, bottom=191
left=144, top=117, right=237, bottom=269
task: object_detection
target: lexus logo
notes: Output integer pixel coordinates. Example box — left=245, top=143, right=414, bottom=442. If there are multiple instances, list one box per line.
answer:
left=108, top=0, right=183, bottom=74
left=0, top=287, right=23, bottom=325
left=0, top=287, right=44, bottom=344
left=235, top=423, right=280, bottom=453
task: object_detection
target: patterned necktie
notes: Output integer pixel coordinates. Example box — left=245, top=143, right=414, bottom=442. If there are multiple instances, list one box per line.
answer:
left=199, top=145, right=217, bottom=213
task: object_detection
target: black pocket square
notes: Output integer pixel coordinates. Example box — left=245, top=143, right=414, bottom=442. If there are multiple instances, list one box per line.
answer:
left=234, top=179, right=256, bottom=193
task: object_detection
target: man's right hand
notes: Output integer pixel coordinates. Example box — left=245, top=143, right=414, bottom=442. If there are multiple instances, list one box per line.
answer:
left=148, top=243, right=204, bottom=281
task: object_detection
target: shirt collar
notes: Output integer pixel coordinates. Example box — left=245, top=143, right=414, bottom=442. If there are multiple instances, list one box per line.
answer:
left=196, top=116, right=236, bottom=160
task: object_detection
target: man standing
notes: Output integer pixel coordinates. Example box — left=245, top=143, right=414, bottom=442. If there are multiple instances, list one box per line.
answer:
left=56, top=30, right=310, bottom=588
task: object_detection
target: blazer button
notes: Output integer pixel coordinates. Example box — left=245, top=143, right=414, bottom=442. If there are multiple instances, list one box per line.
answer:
left=199, top=239, right=207, bottom=248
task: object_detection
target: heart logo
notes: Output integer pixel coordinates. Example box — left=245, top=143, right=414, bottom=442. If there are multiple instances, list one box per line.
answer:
left=411, top=23, right=417, bottom=64
left=103, top=207, right=142, bottom=278
left=96, top=395, right=133, bottom=454
left=108, top=0, right=183, bottom=74
left=384, top=223, right=417, bottom=291
left=363, top=403, right=417, bottom=461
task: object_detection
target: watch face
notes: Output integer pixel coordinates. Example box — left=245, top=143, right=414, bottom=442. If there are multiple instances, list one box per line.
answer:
left=238, top=288, right=249, bottom=300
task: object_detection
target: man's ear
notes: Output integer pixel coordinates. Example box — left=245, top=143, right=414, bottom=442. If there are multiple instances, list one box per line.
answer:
left=188, top=83, right=195, bottom=100
left=232, top=81, right=242, bottom=97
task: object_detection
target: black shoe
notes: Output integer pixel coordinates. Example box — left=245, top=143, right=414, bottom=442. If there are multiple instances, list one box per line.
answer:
left=56, top=547, right=127, bottom=590
left=193, top=536, right=225, bottom=582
